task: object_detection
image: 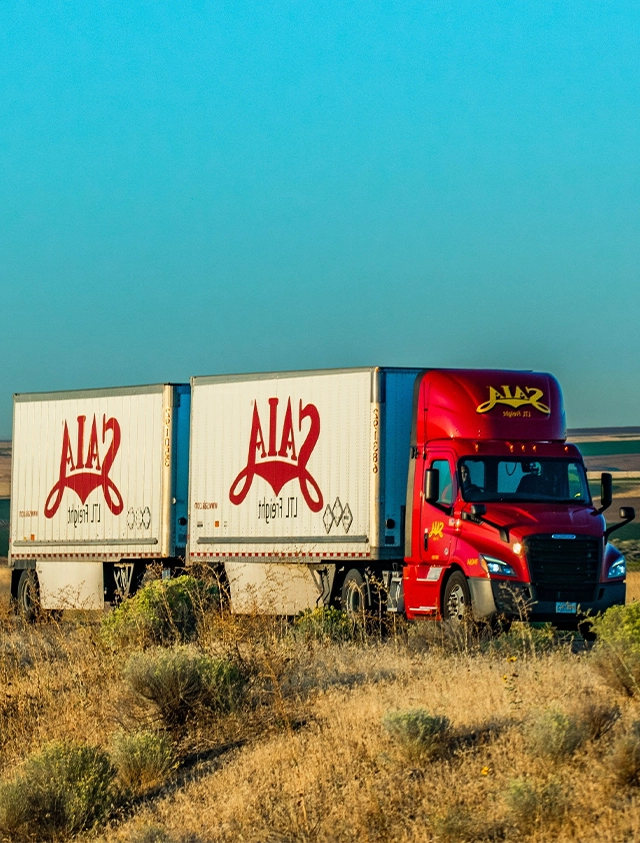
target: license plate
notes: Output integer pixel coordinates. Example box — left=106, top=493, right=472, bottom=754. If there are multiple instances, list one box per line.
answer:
left=556, top=601, right=577, bottom=614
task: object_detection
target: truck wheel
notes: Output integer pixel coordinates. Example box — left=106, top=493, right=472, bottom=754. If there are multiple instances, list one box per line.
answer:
left=443, top=572, right=471, bottom=624
left=341, top=569, right=369, bottom=614
left=16, top=570, right=40, bottom=623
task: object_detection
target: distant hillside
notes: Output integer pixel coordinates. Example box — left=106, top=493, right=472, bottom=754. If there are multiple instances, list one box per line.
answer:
left=0, top=441, right=10, bottom=498
left=569, top=427, right=640, bottom=441
left=1, top=428, right=639, bottom=498
left=566, top=428, right=640, bottom=474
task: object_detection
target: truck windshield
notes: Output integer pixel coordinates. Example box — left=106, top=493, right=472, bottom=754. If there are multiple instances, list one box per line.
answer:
left=458, top=457, right=591, bottom=504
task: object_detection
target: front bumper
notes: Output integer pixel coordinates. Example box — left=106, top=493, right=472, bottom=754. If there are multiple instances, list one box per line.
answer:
left=468, top=578, right=626, bottom=623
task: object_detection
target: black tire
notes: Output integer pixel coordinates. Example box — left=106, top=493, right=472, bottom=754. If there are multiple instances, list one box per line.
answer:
left=578, top=620, right=597, bottom=643
left=16, top=569, right=40, bottom=623
left=341, top=569, right=369, bottom=614
left=442, top=571, right=472, bottom=624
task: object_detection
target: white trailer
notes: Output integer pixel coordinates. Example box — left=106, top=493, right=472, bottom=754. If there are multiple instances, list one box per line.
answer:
left=187, top=368, right=419, bottom=614
left=9, top=383, right=190, bottom=616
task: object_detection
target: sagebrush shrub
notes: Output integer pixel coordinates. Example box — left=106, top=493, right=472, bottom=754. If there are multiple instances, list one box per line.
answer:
left=607, top=720, right=640, bottom=785
left=111, top=729, right=176, bottom=794
left=382, top=709, right=450, bottom=760
left=429, top=804, right=483, bottom=842
left=505, top=776, right=566, bottom=831
left=590, top=604, right=640, bottom=696
left=524, top=707, right=587, bottom=760
left=0, top=741, right=117, bottom=840
left=127, top=824, right=177, bottom=843
left=101, top=575, right=220, bottom=648
left=293, top=607, right=357, bottom=643
left=124, top=645, right=247, bottom=730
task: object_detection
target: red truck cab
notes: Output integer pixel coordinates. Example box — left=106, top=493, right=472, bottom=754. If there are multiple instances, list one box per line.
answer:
left=402, top=370, right=633, bottom=626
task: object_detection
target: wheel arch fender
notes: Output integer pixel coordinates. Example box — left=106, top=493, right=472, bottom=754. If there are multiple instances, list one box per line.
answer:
left=439, top=563, right=466, bottom=611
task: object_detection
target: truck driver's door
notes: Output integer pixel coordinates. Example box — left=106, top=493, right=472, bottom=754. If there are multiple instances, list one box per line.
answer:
left=421, top=456, right=456, bottom=564
left=405, top=455, right=458, bottom=617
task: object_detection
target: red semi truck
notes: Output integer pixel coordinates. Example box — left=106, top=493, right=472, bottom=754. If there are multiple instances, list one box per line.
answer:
left=9, top=367, right=633, bottom=626
left=187, top=367, right=633, bottom=625
left=400, top=368, right=633, bottom=625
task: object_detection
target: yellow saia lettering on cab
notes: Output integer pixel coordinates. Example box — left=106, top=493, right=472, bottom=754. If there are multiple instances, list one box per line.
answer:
left=429, top=521, right=444, bottom=540
left=476, top=385, right=550, bottom=415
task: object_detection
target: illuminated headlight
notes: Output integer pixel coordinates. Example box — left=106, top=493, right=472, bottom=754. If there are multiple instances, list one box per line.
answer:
left=481, top=555, right=517, bottom=577
left=608, top=557, right=626, bottom=579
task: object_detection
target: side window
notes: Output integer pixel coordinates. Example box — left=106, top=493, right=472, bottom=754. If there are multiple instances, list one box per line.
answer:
left=567, top=463, right=587, bottom=500
left=432, top=459, right=453, bottom=507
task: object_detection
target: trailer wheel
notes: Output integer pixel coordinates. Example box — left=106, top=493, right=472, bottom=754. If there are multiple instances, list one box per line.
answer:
left=16, top=570, right=40, bottom=623
left=443, top=572, right=471, bottom=624
left=341, top=569, right=369, bottom=614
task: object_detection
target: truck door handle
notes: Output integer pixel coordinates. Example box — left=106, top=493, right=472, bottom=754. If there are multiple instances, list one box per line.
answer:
left=424, top=531, right=428, bottom=550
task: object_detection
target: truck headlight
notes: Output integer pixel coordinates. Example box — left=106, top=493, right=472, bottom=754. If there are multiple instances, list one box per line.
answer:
left=608, top=556, right=626, bottom=579
left=480, top=555, right=517, bottom=577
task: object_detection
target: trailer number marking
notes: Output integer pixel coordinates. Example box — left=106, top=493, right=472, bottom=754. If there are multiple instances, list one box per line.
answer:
left=372, top=406, right=379, bottom=474
left=164, top=408, right=171, bottom=467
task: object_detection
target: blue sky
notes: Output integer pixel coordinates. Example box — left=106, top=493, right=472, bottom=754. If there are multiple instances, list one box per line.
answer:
left=1, top=1, right=639, bottom=438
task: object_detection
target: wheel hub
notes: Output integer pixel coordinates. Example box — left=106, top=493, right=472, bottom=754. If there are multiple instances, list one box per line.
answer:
left=447, top=583, right=467, bottom=622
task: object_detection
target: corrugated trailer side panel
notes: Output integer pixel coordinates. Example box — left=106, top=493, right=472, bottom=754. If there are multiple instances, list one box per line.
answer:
left=188, top=368, right=379, bottom=613
left=9, top=384, right=185, bottom=609
left=188, top=369, right=374, bottom=559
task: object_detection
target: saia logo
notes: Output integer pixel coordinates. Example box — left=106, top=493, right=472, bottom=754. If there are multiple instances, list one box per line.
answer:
left=476, top=386, right=550, bottom=415
left=429, top=521, right=444, bottom=540
left=44, top=415, right=124, bottom=518
left=229, top=397, right=324, bottom=512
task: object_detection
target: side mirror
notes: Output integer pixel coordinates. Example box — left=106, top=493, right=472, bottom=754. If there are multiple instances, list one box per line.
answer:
left=461, top=502, right=509, bottom=542
left=604, top=505, right=636, bottom=539
left=600, top=472, right=613, bottom=512
left=424, top=468, right=439, bottom=502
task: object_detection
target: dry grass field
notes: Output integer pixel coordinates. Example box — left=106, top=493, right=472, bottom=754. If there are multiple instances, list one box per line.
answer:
left=3, top=437, right=640, bottom=842
left=0, top=561, right=9, bottom=604
left=1, top=576, right=640, bottom=843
